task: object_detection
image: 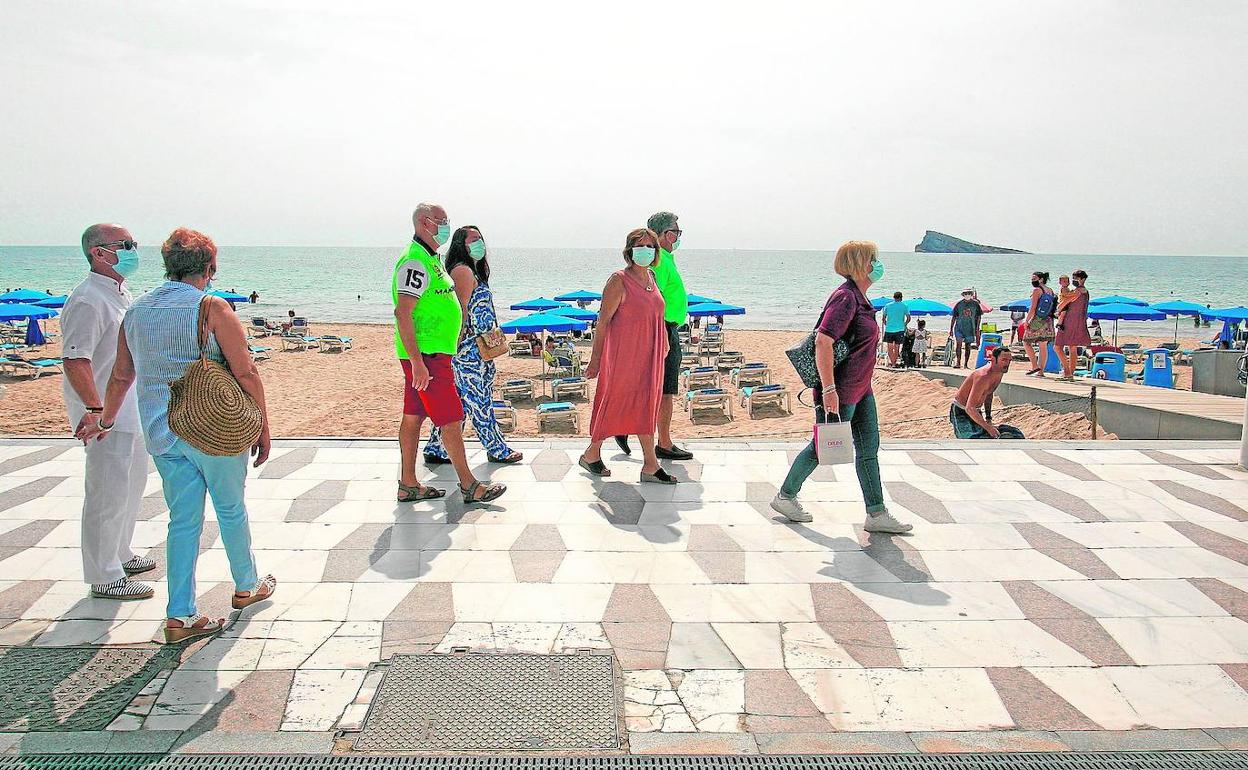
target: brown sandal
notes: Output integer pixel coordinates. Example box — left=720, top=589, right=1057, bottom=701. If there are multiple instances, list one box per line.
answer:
left=164, top=614, right=224, bottom=644
left=232, top=574, right=277, bottom=610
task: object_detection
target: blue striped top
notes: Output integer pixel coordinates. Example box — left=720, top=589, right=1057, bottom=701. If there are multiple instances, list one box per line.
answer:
left=124, top=282, right=223, bottom=456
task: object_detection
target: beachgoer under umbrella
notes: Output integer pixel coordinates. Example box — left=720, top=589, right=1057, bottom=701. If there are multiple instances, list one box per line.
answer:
left=614, top=211, right=693, bottom=462
left=78, top=228, right=276, bottom=643
left=1009, top=308, right=1025, bottom=345
left=63, top=223, right=154, bottom=602
left=770, top=240, right=912, bottom=534
left=881, top=292, right=909, bottom=367
left=1055, top=269, right=1090, bottom=381
left=949, top=288, right=982, bottom=368
left=1023, top=270, right=1056, bottom=377
left=393, top=203, right=505, bottom=504
left=424, top=226, right=521, bottom=465
left=949, top=347, right=1024, bottom=438
left=578, top=228, right=675, bottom=484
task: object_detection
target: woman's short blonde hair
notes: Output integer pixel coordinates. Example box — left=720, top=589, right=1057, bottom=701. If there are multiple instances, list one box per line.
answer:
left=834, top=240, right=877, bottom=279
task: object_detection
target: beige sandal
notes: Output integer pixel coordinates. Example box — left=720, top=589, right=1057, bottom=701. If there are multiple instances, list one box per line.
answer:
left=232, top=574, right=277, bottom=609
left=164, top=614, right=224, bottom=644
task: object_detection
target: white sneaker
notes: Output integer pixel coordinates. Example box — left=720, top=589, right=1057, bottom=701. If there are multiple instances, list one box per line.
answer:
left=863, top=509, right=913, bottom=534
left=770, top=494, right=813, bottom=523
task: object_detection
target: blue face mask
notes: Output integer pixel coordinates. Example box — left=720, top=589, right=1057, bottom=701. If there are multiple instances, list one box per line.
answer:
left=434, top=223, right=451, bottom=246
left=869, top=259, right=885, bottom=282
left=468, top=240, right=486, bottom=259
left=671, top=238, right=681, bottom=251
left=111, top=248, right=140, bottom=278
left=631, top=247, right=656, bottom=267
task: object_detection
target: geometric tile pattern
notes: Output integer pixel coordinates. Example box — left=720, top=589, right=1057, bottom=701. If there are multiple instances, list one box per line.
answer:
left=1, top=439, right=1247, bottom=749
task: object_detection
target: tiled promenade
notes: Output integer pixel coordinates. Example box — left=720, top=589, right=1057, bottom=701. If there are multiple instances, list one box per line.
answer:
left=1, top=438, right=1247, bottom=755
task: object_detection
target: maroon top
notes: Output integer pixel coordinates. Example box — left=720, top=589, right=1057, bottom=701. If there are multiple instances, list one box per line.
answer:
left=817, top=278, right=880, bottom=406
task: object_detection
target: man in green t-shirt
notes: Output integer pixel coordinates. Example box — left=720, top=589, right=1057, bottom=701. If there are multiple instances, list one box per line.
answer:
left=614, top=211, right=694, bottom=461
left=393, top=203, right=505, bottom=505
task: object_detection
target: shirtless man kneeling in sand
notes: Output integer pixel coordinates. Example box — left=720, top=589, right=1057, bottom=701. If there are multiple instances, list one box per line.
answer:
left=949, top=347, right=1016, bottom=439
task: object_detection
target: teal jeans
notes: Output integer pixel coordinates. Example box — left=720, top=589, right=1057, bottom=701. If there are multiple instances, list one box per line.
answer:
left=152, top=439, right=258, bottom=618
left=780, top=393, right=886, bottom=514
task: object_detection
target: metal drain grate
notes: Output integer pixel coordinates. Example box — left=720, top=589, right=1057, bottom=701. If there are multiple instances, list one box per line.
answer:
left=0, top=646, right=175, bottom=732
left=2, top=753, right=1248, bottom=769
left=354, top=653, right=620, bottom=752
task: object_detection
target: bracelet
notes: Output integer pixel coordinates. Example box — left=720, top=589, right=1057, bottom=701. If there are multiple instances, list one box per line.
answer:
left=86, top=407, right=103, bottom=413
left=98, top=419, right=115, bottom=431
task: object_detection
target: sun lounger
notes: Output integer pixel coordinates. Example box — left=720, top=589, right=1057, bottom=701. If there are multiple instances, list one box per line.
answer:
left=698, top=339, right=724, bottom=357
left=249, top=318, right=275, bottom=337
left=280, top=333, right=314, bottom=352
left=291, top=317, right=311, bottom=334
left=741, top=384, right=792, bottom=417
left=551, top=376, right=589, bottom=401
left=2, top=357, right=63, bottom=379
left=248, top=345, right=272, bottom=362
left=683, top=366, right=721, bottom=391
left=508, top=339, right=532, bottom=356
left=715, top=351, right=744, bottom=370
left=680, top=349, right=700, bottom=368
left=1119, top=342, right=1144, bottom=362
left=731, top=363, right=770, bottom=388
left=318, top=335, right=352, bottom=353
left=492, top=400, right=517, bottom=432
left=537, top=401, right=579, bottom=432
left=684, top=388, right=733, bottom=422
left=499, top=379, right=535, bottom=401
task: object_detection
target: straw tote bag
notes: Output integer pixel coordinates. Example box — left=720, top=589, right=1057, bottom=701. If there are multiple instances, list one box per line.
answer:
left=475, top=326, right=508, bottom=360
left=167, top=297, right=264, bottom=456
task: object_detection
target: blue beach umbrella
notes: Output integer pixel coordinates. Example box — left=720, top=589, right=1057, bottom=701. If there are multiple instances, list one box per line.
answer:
left=208, top=290, right=249, bottom=304
left=501, top=312, right=587, bottom=335
left=34, top=296, right=68, bottom=308
left=550, top=306, right=598, bottom=321
left=687, top=302, right=746, bottom=318
left=0, top=289, right=53, bottom=304
left=553, top=290, right=602, bottom=303
left=1087, top=302, right=1165, bottom=347
left=686, top=294, right=720, bottom=306
left=1089, top=295, right=1148, bottom=307
left=25, top=318, right=46, bottom=346
left=870, top=296, right=891, bottom=310
left=903, top=297, right=953, bottom=317
left=0, top=303, right=58, bottom=321
left=1151, top=300, right=1209, bottom=342
left=510, top=297, right=569, bottom=312
left=1201, top=306, right=1248, bottom=323
left=998, top=298, right=1033, bottom=312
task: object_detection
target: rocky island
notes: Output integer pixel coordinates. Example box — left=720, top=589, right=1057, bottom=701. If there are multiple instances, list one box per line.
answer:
left=915, top=230, right=1029, bottom=254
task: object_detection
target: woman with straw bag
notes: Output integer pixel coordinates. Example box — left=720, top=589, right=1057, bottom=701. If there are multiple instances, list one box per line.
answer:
left=79, top=228, right=276, bottom=644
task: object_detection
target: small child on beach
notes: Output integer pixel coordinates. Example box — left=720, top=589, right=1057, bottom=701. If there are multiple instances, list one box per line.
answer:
left=1055, top=275, right=1076, bottom=330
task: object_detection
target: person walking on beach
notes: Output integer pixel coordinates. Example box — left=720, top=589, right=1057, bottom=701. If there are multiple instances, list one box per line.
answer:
left=771, top=241, right=911, bottom=534
left=1054, top=269, right=1090, bottom=381
left=393, top=204, right=506, bottom=504
left=62, top=223, right=154, bottom=601
left=614, top=211, right=693, bottom=462
left=578, top=228, right=675, bottom=484
left=1022, top=271, right=1056, bottom=377
left=424, top=226, right=521, bottom=466
left=881, top=292, right=909, bottom=368
left=949, top=288, right=982, bottom=369
left=949, top=347, right=1024, bottom=438
left=77, top=228, right=276, bottom=643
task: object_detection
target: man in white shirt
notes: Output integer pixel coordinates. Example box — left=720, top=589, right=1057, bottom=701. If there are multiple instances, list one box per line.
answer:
left=63, top=223, right=154, bottom=600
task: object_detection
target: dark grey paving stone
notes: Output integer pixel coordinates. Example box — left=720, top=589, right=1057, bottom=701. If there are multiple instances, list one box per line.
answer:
left=755, top=731, right=918, bottom=754
left=628, top=731, right=759, bottom=755
left=859, top=529, right=931, bottom=583
left=1019, top=481, right=1109, bottom=522
left=1155, top=480, right=1248, bottom=521
left=0, top=447, right=71, bottom=477
left=591, top=500, right=643, bottom=526
left=1170, top=522, right=1248, bottom=565
left=259, top=447, right=318, bottom=479
left=1206, top=727, right=1248, bottom=750
left=910, top=730, right=1071, bottom=752
left=0, top=520, right=61, bottom=548
left=0, top=579, right=55, bottom=619
left=1140, top=449, right=1230, bottom=480
left=0, top=477, right=68, bottom=514
left=907, top=451, right=971, bottom=482
left=1024, top=450, right=1101, bottom=481
left=1056, top=729, right=1220, bottom=751
left=173, top=730, right=335, bottom=754
left=104, top=730, right=182, bottom=753
left=137, top=492, right=169, bottom=521
left=15, top=731, right=112, bottom=754
left=884, top=481, right=954, bottom=524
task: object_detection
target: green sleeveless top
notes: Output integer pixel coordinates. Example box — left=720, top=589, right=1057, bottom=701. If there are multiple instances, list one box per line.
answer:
left=391, top=240, right=462, bottom=358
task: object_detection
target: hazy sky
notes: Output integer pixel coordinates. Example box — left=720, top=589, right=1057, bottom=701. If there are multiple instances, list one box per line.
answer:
left=2, top=1, right=1245, bottom=254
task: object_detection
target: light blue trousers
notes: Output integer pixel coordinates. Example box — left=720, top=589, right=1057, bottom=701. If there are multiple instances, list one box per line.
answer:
left=152, top=439, right=258, bottom=618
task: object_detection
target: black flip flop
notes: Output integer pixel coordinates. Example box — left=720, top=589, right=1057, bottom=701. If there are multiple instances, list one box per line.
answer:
left=488, top=452, right=524, bottom=464
left=578, top=456, right=611, bottom=477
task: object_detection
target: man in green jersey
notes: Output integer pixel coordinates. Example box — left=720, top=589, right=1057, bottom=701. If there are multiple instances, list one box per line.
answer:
left=615, top=211, right=694, bottom=461
left=393, top=203, right=506, bottom=504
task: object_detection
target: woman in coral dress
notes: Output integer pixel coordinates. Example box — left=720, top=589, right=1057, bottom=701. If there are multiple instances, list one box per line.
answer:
left=577, top=228, right=675, bottom=484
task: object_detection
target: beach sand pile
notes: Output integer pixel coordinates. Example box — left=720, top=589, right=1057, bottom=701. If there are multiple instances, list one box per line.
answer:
left=1, top=323, right=1114, bottom=441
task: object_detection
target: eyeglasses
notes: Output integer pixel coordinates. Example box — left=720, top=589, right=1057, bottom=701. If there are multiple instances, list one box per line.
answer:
left=98, top=240, right=139, bottom=252
left=665, top=228, right=683, bottom=238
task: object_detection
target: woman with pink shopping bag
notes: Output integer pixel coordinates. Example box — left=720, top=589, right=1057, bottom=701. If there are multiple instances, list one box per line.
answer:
left=771, top=241, right=912, bottom=534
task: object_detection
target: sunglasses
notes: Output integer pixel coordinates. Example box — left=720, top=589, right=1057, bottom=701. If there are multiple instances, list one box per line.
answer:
left=99, top=240, right=139, bottom=251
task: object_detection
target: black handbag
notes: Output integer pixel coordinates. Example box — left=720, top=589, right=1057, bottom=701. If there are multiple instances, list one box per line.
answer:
left=785, top=292, right=853, bottom=388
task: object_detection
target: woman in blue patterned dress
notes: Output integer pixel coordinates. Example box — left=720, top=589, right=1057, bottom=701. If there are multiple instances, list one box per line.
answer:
left=424, top=226, right=522, bottom=464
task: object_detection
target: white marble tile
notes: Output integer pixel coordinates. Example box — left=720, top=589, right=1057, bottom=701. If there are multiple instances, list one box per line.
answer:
left=920, top=550, right=1085, bottom=582
left=1038, top=522, right=1196, bottom=549
left=793, top=668, right=1013, bottom=731
left=713, top=622, right=784, bottom=668
left=653, top=584, right=816, bottom=623
left=676, top=670, right=745, bottom=732
left=451, top=583, right=613, bottom=623
left=780, top=623, right=861, bottom=669
left=1099, top=616, right=1248, bottom=664
left=904, top=523, right=1030, bottom=551
left=1096, top=547, right=1248, bottom=579
left=301, top=634, right=381, bottom=669
left=281, top=670, right=366, bottom=731
left=891, top=620, right=1091, bottom=668
left=1107, top=665, right=1248, bottom=729
left=946, top=501, right=1078, bottom=524
left=1034, top=579, right=1229, bottom=618
left=849, top=582, right=1025, bottom=621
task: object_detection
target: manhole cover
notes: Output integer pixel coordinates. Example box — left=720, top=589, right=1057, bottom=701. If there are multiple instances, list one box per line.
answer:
left=0, top=646, right=175, bottom=732
left=355, top=653, right=619, bottom=752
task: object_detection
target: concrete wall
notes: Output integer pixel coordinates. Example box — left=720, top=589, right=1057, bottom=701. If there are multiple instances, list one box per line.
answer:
left=1192, top=349, right=1247, bottom=398
left=914, top=370, right=1243, bottom=440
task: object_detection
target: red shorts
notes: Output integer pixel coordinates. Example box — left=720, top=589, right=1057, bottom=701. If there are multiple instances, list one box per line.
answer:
left=399, top=354, right=465, bottom=427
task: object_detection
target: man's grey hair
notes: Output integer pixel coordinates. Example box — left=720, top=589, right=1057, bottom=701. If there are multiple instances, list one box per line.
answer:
left=80, top=223, right=116, bottom=262
left=412, top=202, right=442, bottom=230
left=647, top=211, right=679, bottom=234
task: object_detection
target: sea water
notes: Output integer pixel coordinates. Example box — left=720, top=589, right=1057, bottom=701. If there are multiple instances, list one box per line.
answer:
left=2, top=245, right=1243, bottom=336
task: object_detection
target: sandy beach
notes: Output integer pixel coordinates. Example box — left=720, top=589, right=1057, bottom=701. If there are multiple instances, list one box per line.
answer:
left=0, top=322, right=1148, bottom=441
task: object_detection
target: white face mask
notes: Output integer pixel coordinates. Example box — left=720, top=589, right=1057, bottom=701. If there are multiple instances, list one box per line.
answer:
left=631, top=247, right=656, bottom=267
